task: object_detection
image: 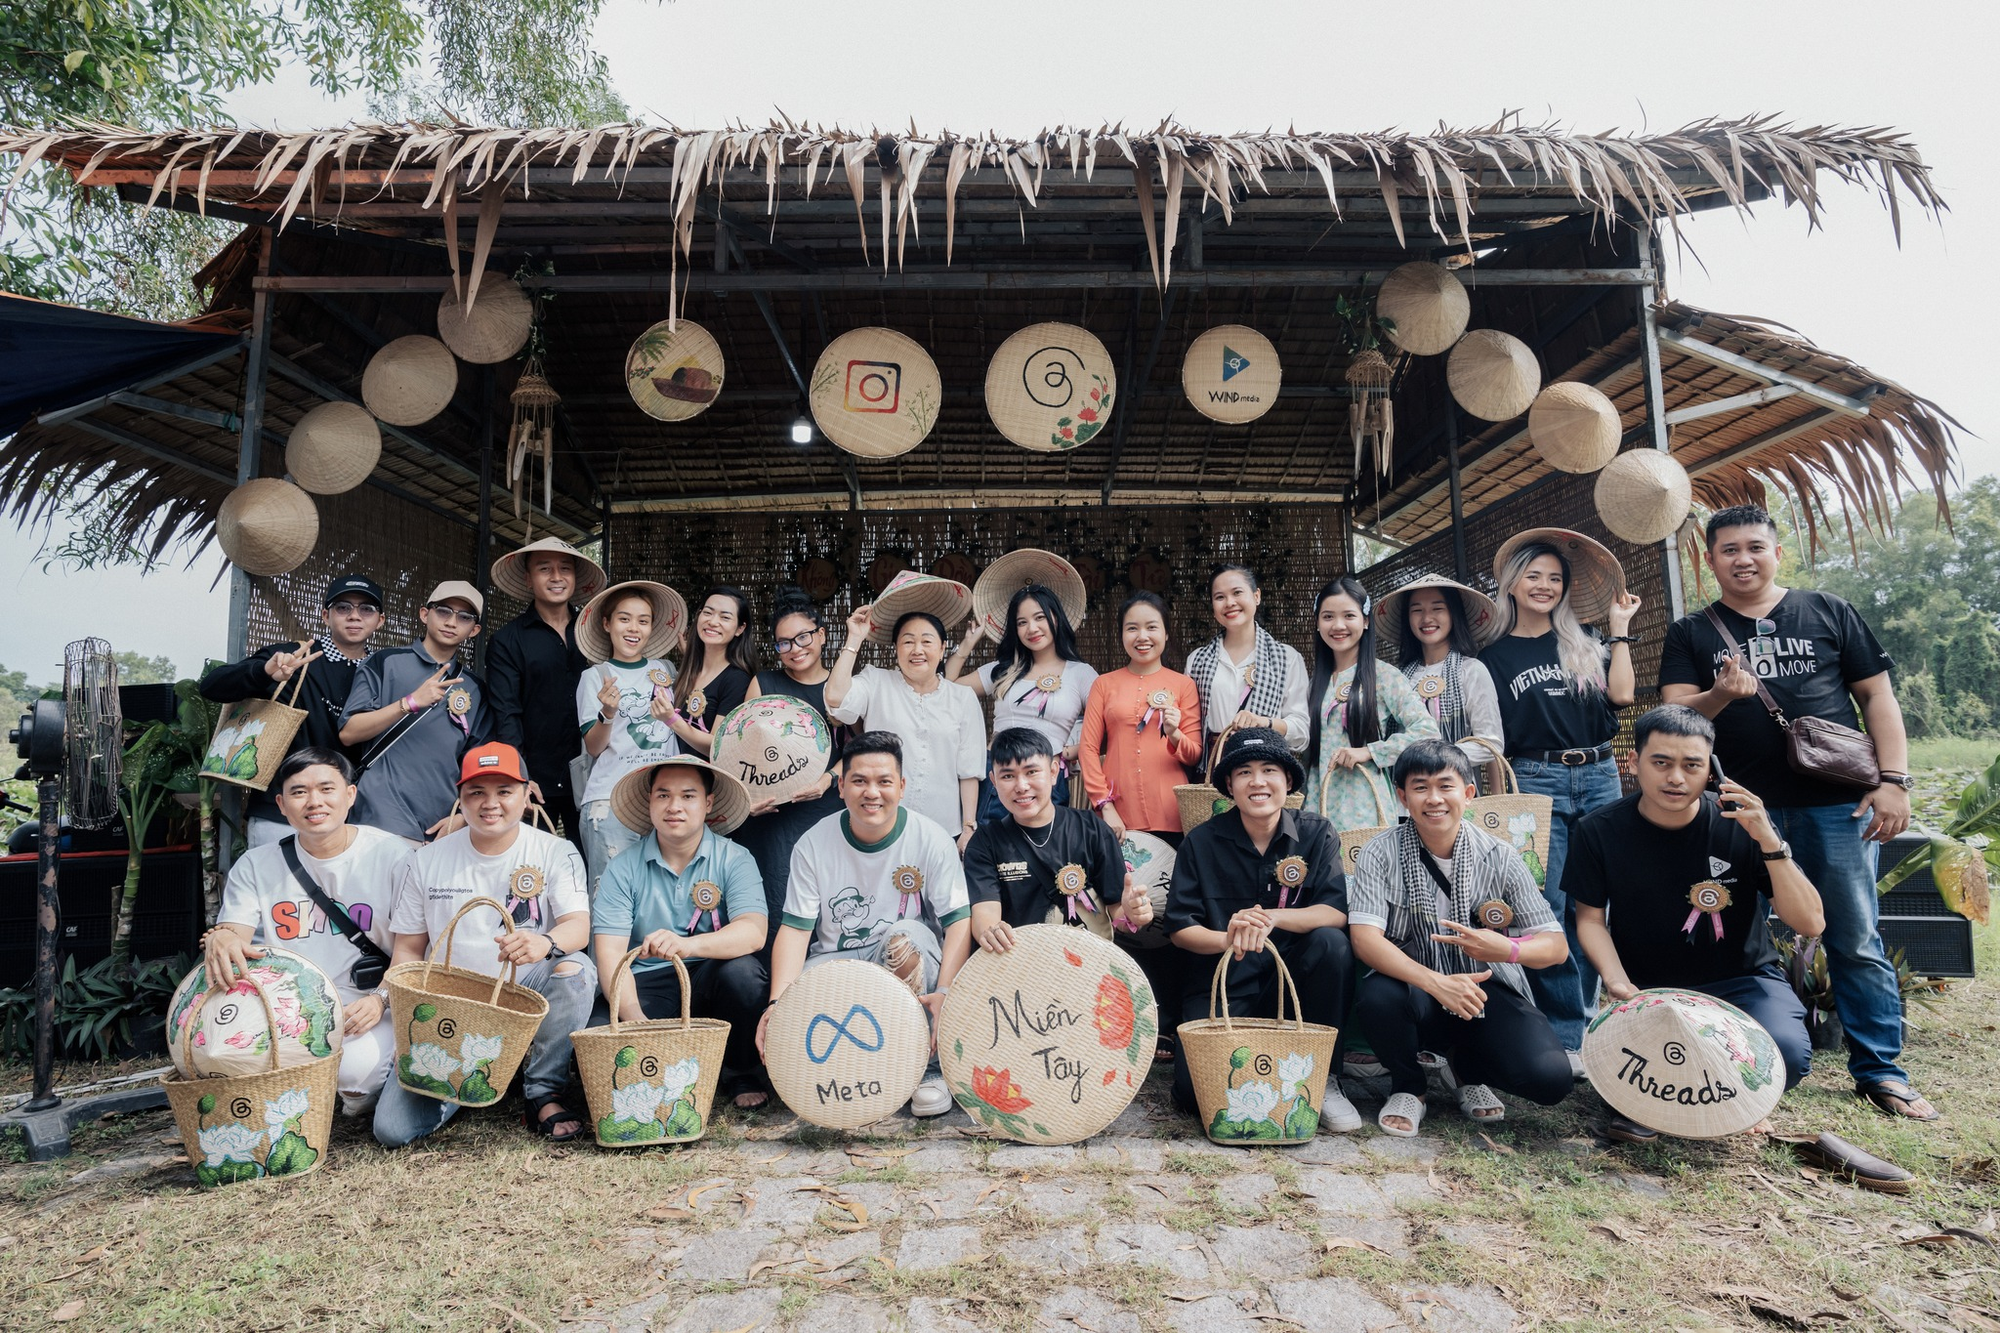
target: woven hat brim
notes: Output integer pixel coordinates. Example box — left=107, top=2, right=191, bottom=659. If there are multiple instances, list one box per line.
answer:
left=1581, top=989, right=1786, bottom=1138
left=973, top=549, right=1088, bottom=635
left=1373, top=574, right=1504, bottom=651
left=866, top=577, right=973, bottom=644
left=491, top=538, right=609, bottom=604
left=610, top=757, right=752, bottom=837
left=1491, top=528, right=1628, bottom=626
left=577, top=581, right=688, bottom=664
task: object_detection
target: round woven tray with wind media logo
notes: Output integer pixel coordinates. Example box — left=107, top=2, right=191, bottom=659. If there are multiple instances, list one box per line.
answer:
left=938, top=925, right=1157, bottom=1144
left=765, top=960, right=931, bottom=1129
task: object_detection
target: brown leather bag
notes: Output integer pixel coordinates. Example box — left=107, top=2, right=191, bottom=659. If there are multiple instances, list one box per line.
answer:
left=1703, top=607, right=1881, bottom=793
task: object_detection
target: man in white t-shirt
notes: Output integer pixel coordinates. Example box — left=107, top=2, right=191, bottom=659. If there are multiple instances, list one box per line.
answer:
left=375, top=742, right=597, bottom=1145
left=202, top=747, right=407, bottom=1115
left=756, top=731, right=971, bottom=1117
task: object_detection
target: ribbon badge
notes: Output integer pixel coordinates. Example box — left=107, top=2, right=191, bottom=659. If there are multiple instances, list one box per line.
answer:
left=1273, top=855, right=1308, bottom=908
left=647, top=666, right=673, bottom=689
left=1054, top=862, right=1100, bottom=923
left=444, top=684, right=473, bottom=735
left=1024, top=672, right=1064, bottom=717
left=683, top=687, right=708, bottom=720
left=1140, top=687, right=1173, bottom=735
left=687, top=879, right=724, bottom=933
left=1475, top=898, right=1514, bottom=931
left=507, top=865, right=545, bottom=928
left=1238, top=662, right=1257, bottom=711
left=891, top=865, right=925, bottom=919
left=1684, top=881, right=1733, bottom=941
left=1415, top=674, right=1444, bottom=701
left=1332, top=680, right=1353, bottom=704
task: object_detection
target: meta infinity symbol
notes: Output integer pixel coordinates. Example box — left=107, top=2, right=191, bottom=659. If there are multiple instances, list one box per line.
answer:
left=804, top=1005, right=885, bottom=1064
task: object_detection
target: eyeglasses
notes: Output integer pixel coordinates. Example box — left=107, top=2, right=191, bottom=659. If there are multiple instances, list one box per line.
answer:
left=774, top=628, right=823, bottom=651
left=425, top=603, right=481, bottom=626
left=328, top=600, right=380, bottom=617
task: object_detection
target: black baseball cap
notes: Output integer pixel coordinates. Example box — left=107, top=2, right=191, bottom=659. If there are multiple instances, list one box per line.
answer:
left=323, top=574, right=385, bottom=609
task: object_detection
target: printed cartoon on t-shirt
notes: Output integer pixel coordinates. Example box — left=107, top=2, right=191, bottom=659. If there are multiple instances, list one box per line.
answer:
left=612, top=678, right=676, bottom=752
left=828, top=887, right=889, bottom=951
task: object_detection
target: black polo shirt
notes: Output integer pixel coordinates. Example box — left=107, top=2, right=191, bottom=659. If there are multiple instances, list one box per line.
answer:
left=1163, top=808, right=1347, bottom=936
left=964, top=805, right=1127, bottom=930
left=485, top=606, right=588, bottom=803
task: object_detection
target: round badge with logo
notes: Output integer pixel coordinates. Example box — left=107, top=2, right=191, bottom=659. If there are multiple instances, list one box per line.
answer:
left=984, top=322, right=1118, bottom=453
left=1274, top=855, right=1309, bottom=891
left=1416, top=674, right=1445, bottom=700
left=1475, top=898, right=1514, bottom=930
left=1036, top=673, right=1064, bottom=695
left=683, top=688, right=707, bottom=720
left=808, top=327, right=944, bottom=459
left=765, top=959, right=932, bottom=1129
left=445, top=686, right=473, bottom=718
left=647, top=666, right=673, bottom=690
left=938, top=924, right=1158, bottom=1143
left=1147, top=689, right=1173, bottom=711
left=626, top=320, right=726, bottom=422
left=509, top=865, right=545, bottom=901
left=1181, top=325, right=1282, bottom=425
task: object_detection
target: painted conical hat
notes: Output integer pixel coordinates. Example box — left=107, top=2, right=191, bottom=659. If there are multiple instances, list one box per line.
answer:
left=1376, top=261, right=1470, bottom=356
left=576, top=580, right=688, bottom=664
left=489, top=535, right=608, bottom=604
left=361, top=335, right=458, bottom=426
left=626, top=321, right=725, bottom=422
left=713, top=695, right=834, bottom=809
left=1595, top=449, right=1693, bottom=544
left=1581, top=988, right=1785, bottom=1139
left=1372, top=573, right=1503, bottom=650
left=286, top=400, right=381, bottom=495
left=1492, top=527, right=1627, bottom=626
left=1447, top=329, right=1540, bottom=422
left=864, top=569, right=973, bottom=645
left=984, top=322, right=1117, bottom=452
left=608, top=755, right=751, bottom=837
left=1182, top=325, right=1281, bottom=424
left=808, top=327, right=944, bottom=458
left=765, top=960, right=932, bottom=1129
left=1117, top=829, right=1177, bottom=949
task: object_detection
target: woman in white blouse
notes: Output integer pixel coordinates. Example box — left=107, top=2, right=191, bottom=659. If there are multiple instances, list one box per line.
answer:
left=1183, top=564, right=1308, bottom=773
left=945, top=584, right=1099, bottom=822
left=1379, top=573, right=1506, bottom=775
left=826, top=605, right=985, bottom=851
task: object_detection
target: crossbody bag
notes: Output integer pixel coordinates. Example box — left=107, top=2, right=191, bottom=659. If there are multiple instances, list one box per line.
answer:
left=280, top=835, right=392, bottom=990
left=1702, top=605, right=1881, bottom=793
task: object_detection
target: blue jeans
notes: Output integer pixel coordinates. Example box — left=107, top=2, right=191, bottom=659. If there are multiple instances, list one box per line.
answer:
left=1770, top=803, right=1905, bottom=1085
left=1688, top=969, right=1811, bottom=1090
left=1510, top=756, right=1622, bottom=1049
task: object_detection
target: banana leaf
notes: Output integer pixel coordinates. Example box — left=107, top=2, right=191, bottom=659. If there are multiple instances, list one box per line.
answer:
left=1950, top=752, right=2000, bottom=835
left=1933, top=838, right=1991, bottom=927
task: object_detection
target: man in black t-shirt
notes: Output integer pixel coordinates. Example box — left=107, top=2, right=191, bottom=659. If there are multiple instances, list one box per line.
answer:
left=1659, top=505, right=1933, bottom=1123
left=964, top=728, right=1154, bottom=950
left=1569, top=706, right=1823, bottom=1139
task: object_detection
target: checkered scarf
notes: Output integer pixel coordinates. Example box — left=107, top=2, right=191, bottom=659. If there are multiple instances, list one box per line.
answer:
left=1404, top=653, right=1469, bottom=746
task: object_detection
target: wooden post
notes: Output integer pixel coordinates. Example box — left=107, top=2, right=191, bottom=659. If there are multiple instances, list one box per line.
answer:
left=1445, top=403, right=1470, bottom=582
left=225, top=227, right=275, bottom=660
left=1634, top=227, right=1687, bottom=618
left=475, top=365, right=495, bottom=672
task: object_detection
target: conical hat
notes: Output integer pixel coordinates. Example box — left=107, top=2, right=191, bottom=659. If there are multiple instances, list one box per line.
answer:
left=576, top=580, right=688, bottom=664
left=1529, top=381, right=1623, bottom=474
left=1181, top=325, right=1281, bottom=424
left=808, top=327, right=944, bottom=458
left=984, top=322, right=1117, bottom=452
left=609, top=755, right=751, bottom=837
left=973, top=549, right=1087, bottom=638
left=1117, top=829, right=1176, bottom=949
left=361, top=335, right=458, bottom=426
left=1595, top=449, right=1693, bottom=545
left=1447, top=329, right=1540, bottom=422
left=216, top=478, right=318, bottom=575
left=490, top=536, right=608, bottom=604
left=1492, top=528, right=1627, bottom=626
left=626, top=320, right=725, bottom=422
left=436, top=277, right=533, bottom=363
left=864, top=569, right=973, bottom=645
left=1581, top=988, right=1785, bottom=1138
left=1372, top=573, right=1503, bottom=650
left=713, top=695, right=835, bottom=809
left=1377, top=262, right=1470, bottom=356
left=286, top=400, right=381, bottom=495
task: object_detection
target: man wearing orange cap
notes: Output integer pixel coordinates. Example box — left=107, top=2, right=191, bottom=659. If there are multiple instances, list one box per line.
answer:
left=375, top=741, right=595, bottom=1145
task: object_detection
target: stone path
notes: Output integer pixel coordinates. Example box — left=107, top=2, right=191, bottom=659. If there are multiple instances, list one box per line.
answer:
left=562, top=1084, right=1523, bottom=1333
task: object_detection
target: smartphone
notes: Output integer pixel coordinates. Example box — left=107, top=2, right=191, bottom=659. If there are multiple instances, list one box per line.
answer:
left=1709, top=755, right=1737, bottom=810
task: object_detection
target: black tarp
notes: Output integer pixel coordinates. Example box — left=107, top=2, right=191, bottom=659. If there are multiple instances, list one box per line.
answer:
left=0, top=292, right=239, bottom=438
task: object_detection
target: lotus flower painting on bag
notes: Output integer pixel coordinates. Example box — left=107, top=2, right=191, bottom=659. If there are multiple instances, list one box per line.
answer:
left=1209, top=1047, right=1321, bottom=1142
left=596, top=1047, right=704, bottom=1143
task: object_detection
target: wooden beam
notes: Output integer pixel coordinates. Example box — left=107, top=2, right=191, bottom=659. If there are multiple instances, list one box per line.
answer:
left=228, top=228, right=275, bottom=661
left=611, top=484, right=1347, bottom=514
left=1663, top=384, right=1799, bottom=425
left=67, top=417, right=236, bottom=484
left=1634, top=229, right=1686, bottom=618
left=1686, top=407, right=1838, bottom=479
left=1656, top=327, right=1874, bottom=416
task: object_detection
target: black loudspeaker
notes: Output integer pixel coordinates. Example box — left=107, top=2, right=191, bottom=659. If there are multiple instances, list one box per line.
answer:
left=1874, top=831, right=1976, bottom=979
left=117, top=683, right=179, bottom=727
left=0, top=846, right=203, bottom=987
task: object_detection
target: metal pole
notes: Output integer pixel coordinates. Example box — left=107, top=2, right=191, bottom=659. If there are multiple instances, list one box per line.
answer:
left=26, top=780, right=61, bottom=1111
left=1634, top=227, right=1687, bottom=618
left=1445, top=404, right=1470, bottom=583
left=226, top=227, right=276, bottom=661
left=475, top=366, right=496, bottom=673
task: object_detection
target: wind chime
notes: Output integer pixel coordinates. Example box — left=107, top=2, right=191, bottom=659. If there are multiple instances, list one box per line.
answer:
left=1345, top=347, right=1394, bottom=478
left=508, top=357, right=559, bottom=538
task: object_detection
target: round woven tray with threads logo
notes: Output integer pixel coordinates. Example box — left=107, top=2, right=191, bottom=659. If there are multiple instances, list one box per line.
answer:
left=984, top=322, right=1118, bottom=453
left=626, top=320, right=726, bottom=422
left=765, top=960, right=931, bottom=1129
left=937, top=925, right=1157, bottom=1144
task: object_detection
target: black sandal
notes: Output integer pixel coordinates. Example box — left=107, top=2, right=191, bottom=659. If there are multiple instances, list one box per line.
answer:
left=525, top=1094, right=586, bottom=1142
left=1855, top=1079, right=1939, bottom=1122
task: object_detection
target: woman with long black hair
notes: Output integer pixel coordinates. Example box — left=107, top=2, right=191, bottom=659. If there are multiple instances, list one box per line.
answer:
left=668, top=585, right=759, bottom=757
left=1301, top=576, right=1436, bottom=829
left=1379, top=573, right=1505, bottom=773
left=946, top=583, right=1099, bottom=822
left=1185, top=564, right=1308, bottom=770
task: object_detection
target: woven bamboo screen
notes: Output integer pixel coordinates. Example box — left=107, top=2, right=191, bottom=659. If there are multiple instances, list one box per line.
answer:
left=615, top=504, right=1352, bottom=670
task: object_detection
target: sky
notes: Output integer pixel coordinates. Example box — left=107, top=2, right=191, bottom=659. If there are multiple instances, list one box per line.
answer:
left=2, top=0, right=1994, bottom=687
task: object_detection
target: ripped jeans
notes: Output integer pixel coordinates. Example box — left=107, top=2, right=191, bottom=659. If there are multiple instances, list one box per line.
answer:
left=580, top=798, right=641, bottom=896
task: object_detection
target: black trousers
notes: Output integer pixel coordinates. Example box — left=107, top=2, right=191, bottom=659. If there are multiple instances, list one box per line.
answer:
left=629, top=953, right=770, bottom=1091
left=1171, top=926, right=1352, bottom=1113
left=1352, top=971, right=1572, bottom=1104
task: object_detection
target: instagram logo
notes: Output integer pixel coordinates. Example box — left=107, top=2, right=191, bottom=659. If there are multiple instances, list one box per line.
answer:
left=843, top=360, right=901, bottom=413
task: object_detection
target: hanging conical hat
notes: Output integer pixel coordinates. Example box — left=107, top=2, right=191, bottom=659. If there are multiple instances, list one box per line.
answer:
left=1372, top=573, right=1503, bottom=650
left=864, top=569, right=973, bottom=645
left=626, top=320, right=725, bottom=422
left=1181, top=325, right=1281, bottom=424
left=1377, top=262, right=1470, bottom=356
left=984, top=322, right=1117, bottom=453
left=1492, top=528, right=1627, bottom=626
left=489, top=535, right=608, bottom=604
left=808, top=327, right=944, bottom=458
left=1447, top=329, right=1540, bottom=422
left=576, top=580, right=688, bottom=664
left=436, top=277, right=534, bottom=363
left=1595, top=449, right=1693, bottom=544
left=1581, top=988, right=1785, bottom=1139
left=609, top=755, right=751, bottom=837
left=216, top=478, right=319, bottom=575
left=286, top=401, right=381, bottom=495
left=361, top=335, right=458, bottom=426
left=973, top=549, right=1088, bottom=637
left=1530, top=382, right=1623, bottom=474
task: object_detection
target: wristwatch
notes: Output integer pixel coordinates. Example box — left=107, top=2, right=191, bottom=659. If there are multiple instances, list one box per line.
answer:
left=1759, top=840, right=1793, bottom=862
left=1879, top=771, right=1916, bottom=791
left=544, top=939, right=568, bottom=962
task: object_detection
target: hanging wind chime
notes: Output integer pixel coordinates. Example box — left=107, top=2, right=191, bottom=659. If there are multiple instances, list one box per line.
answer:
left=508, top=360, right=559, bottom=538
left=1345, top=347, right=1394, bottom=477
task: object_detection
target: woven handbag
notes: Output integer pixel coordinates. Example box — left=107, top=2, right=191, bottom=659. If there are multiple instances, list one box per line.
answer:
left=1177, top=948, right=1338, bottom=1146
left=1174, top=727, right=1305, bottom=834
left=386, top=896, right=551, bottom=1106
left=199, top=641, right=314, bottom=792
left=160, top=967, right=339, bottom=1187
left=1336, top=776, right=1397, bottom=877
left=1463, top=746, right=1556, bottom=890
left=572, top=948, right=729, bottom=1147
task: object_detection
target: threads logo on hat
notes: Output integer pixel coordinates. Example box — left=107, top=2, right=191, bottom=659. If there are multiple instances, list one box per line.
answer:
left=843, top=360, right=900, bottom=413
left=1221, top=346, right=1250, bottom=381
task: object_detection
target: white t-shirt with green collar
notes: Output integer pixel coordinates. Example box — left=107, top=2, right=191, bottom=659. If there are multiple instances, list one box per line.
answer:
left=574, top=657, right=680, bottom=806
left=781, top=806, right=969, bottom=956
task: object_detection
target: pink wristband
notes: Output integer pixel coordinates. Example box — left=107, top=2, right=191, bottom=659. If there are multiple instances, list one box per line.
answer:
left=1507, top=937, right=1521, bottom=965
left=403, top=694, right=418, bottom=712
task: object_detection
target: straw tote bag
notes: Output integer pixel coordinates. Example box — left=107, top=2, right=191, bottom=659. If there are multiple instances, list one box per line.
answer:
left=1178, top=948, right=1338, bottom=1145
left=200, top=641, right=315, bottom=792
left=1336, top=776, right=1397, bottom=876
left=572, top=949, right=729, bottom=1147
left=1463, top=744, right=1557, bottom=891
left=160, top=968, right=339, bottom=1187
left=1173, top=727, right=1305, bottom=834
left=385, top=896, right=550, bottom=1106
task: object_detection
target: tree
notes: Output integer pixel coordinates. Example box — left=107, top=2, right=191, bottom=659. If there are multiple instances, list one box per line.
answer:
left=113, top=651, right=178, bottom=686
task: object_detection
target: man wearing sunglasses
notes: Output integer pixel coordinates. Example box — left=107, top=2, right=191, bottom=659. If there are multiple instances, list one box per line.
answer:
left=340, top=580, right=493, bottom=846
left=200, top=573, right=386, bottom=847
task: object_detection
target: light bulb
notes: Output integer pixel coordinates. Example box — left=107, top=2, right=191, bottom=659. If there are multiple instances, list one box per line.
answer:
left=790, top=416, right=813, bottom=445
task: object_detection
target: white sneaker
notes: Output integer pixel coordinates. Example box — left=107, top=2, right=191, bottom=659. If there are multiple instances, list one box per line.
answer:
left=1567, top=1049, right=1586, bottom=1081
left=908, top=1076, right=953, bottom=1118
left=1319, top=1089, right=1364, bottom=1134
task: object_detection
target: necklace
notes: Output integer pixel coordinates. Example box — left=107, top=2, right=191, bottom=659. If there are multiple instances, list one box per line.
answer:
left=1021, top=817, right=1058, bottom=849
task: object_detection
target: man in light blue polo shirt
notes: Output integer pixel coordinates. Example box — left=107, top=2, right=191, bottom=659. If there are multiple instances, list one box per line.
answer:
left=591, top=755, right=770, bottom=1109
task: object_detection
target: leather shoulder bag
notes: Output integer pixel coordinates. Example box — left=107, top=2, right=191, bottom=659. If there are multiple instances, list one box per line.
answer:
left=1702, top=605, right=1881, bottom=792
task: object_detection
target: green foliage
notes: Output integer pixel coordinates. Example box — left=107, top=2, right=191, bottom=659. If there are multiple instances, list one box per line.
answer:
left=1876, top=748, right=1998, bottom=925
left=0, top=952, right=188, bottom=1061
left=110, top=680, right=217, bottom=969
left=114, top=651, right=179, bottom=686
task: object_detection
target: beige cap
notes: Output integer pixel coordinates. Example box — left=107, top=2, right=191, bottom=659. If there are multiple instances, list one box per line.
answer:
left=425, top=580, right=485, bottom=616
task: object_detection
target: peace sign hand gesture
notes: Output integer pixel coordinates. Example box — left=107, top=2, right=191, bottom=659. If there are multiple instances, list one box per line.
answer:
left=264, top=646, right=323, bottom=683
left=408, top=663, right=461, bottom=710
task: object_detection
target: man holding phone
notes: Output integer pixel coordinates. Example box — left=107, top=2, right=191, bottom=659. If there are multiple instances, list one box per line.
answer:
left=1568, top=705, right=1824, bottom=1140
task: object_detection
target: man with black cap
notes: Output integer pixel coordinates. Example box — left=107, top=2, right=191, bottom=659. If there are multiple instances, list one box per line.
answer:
left=200, top=573, right=385, bottom=848
left=1162, top=726, right=1361, bottom=1132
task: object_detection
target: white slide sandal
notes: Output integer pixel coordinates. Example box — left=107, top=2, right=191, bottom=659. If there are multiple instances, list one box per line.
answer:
left=1378, top=1092, right=1427, bottom=1137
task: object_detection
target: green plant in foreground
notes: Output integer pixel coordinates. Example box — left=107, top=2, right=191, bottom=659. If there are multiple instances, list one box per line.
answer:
left=1878, top=750, right=1998, bottom=925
